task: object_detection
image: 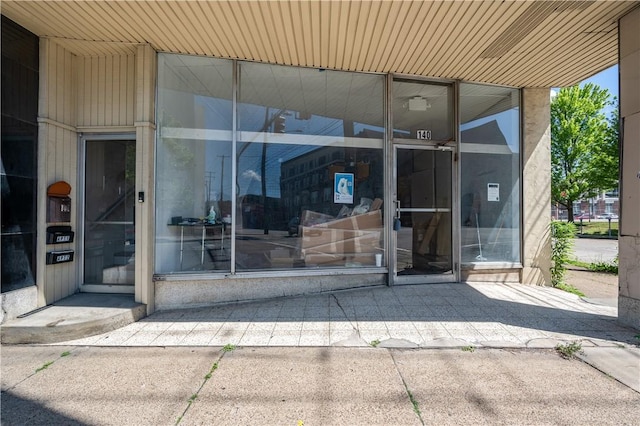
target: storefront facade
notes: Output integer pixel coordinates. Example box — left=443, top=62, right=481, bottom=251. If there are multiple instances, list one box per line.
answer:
left=147, top=56, right=525, bottom=309
left=1, top=1, right=638, bottom=329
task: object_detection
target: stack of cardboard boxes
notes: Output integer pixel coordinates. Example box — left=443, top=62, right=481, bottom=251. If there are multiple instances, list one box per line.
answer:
left=300, top=200, right=383, bottom=266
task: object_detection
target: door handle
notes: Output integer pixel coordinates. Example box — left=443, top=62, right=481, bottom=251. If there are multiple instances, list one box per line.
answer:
left=393, top=200, right=401, bottom=231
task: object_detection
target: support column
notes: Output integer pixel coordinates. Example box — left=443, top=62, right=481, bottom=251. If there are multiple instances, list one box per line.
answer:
left=522, top=88, right=552, bottom=286
left=135, top=45, right=157, bottom=314
left=618, top=8, right=640, bottom=330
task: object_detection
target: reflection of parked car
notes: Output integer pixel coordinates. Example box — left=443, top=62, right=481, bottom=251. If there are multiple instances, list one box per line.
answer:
left=598, top=213, right=618, bottom=219
left=288, top=217, right=300, bottom=236
left=575, top=213, right=592, bottom=220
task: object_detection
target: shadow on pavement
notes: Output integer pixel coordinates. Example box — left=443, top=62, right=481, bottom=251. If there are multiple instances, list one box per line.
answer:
left=147, top=283, right=637, bottom=345
left=1, top=391, right=86, bottom=426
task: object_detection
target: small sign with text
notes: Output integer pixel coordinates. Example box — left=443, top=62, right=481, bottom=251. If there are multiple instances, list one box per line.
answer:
left=416, top=130, right=432, bottom=140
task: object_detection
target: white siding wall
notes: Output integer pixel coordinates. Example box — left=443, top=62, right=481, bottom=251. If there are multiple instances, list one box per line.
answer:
left=38, top=40, right=139, bottom=306
left=77, top=54, right=136, bottom=128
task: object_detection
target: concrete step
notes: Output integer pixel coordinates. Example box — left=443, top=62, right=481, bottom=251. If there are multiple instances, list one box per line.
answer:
left=1, top=293, right=146, bottom=344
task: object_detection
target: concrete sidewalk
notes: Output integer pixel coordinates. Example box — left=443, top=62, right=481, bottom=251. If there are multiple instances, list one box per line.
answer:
left=46, top=282, right=637, bottom=350
left=2, top=282, right=639, bottom=424
left=2, top=345, right=639, bottom=425
left=1, top=283, right=640, bottom=425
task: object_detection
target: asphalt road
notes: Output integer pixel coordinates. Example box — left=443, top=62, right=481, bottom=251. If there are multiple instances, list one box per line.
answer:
left=572, top=237, right=618, bottom=264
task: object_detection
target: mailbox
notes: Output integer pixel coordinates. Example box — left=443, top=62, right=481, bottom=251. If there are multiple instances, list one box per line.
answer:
left=47, top=196, right=71, bottom=223
left=47, top=181, right=72, bottom=223
left=46, top=226, right=75, bottom=244
left=46, top=250, right=74, bottom=265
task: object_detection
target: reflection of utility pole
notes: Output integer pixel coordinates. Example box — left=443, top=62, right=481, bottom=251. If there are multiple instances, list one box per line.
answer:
left=261, top=108, right=270, bottom=235
left=261, top=109, right=287, bottom=235
left=205, top=171, right=214, bottom=205
left=262, top=142, right=268, bottom=234
left=217, top=155, right=227, bottom=201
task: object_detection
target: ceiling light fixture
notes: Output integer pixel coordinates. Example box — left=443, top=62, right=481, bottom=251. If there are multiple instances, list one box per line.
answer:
left=408, top=96, right=430, bottom=111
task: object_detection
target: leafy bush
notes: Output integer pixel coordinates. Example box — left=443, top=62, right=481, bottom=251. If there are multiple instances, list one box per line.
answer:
left=551, top=221, right=577, bottom=287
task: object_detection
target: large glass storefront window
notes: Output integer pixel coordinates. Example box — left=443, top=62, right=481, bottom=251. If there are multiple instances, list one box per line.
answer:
left=236, top=63, right=385, bottom=271
left=460, top=83, right=520, bottom=264
left=156, top=55, right=385, bottom=274
left=156, top=55, right=233, bottom=273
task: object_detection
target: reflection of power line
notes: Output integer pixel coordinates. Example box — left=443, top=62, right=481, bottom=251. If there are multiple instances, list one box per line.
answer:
left=206, top=156, right=231, bottom=202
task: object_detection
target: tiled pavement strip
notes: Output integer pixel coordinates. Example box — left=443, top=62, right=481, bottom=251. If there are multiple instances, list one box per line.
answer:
left=52, top=282, right=637, bottom=348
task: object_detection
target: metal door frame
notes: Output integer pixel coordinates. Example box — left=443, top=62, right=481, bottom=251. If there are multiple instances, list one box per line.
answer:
left=78, top=133, right=136, bottom=294
left=390, top=143, right=458, bottom=285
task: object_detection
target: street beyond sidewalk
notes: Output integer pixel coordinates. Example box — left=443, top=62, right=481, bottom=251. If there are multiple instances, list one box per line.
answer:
left=572, top=237, right=618, bottom=264
left=2, top=346, right=639, bottom=425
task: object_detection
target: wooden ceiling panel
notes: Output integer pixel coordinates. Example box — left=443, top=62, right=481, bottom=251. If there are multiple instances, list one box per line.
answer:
left=2, top=0, right=638, bottom=87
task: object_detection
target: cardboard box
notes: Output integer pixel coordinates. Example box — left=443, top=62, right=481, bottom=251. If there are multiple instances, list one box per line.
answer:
left=301, top=229, right=381, bottom=255
left=300, top=210, right=334, bottom=226
left=300, top=208, right=383, bottom=264
left=314, top=209, right=382, bottom=231
left=301, top=227, right=368, bottom=248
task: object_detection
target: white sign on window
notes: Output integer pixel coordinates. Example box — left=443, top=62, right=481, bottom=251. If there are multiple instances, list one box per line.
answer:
left=334, top=173, right=354, bottom=204
left=488, top=183, right=500, bottom=202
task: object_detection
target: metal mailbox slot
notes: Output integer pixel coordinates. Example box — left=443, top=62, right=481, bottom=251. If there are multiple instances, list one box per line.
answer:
left=47, top=196, right=71, bottom=223
left=46, top=226, right=75, bottom=244
left=46, top=250, right=75, bottom=265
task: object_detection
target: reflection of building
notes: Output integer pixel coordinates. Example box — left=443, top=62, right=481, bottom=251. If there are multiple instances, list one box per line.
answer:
left=460, top=120, right=519, bottom=263
left=239, top=194, right=286, bottom=231
left=280, top=145, right=382, bottom=220
left=2, top=3, right=639, bottom=331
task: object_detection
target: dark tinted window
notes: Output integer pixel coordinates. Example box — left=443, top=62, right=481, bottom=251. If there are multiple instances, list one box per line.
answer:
left=1, top=16, right=39, bottom=292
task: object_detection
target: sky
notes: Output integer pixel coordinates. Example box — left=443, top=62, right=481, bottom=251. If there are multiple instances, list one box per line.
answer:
left=558, top=64, right=619, bottom=116
left=583, top=65, right=618, bottom=116
left=581, top=64, right=618, bottom=100
left=551, top=64, right=618, bottom=116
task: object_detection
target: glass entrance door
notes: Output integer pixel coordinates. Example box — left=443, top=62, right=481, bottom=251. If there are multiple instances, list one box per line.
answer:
left=394, top=146, right=455, bottom=283
left=83, top=139, right=136, bottom=289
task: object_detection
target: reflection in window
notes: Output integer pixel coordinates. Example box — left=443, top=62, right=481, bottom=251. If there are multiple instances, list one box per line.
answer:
left=155, top=55, right=233, bottom=273
left=155, top=56, right=386, bottom=274
left=460, top=83, right=520, bottom=264
left=2, top=17, right=39, bottom=292
left=392, top=80, right=454, bottom=141
left=236, top=63, right=385, bottom=271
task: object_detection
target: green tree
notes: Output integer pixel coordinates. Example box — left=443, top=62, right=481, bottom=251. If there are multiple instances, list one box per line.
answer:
left=551, top=84, right=616, bottom=222
left=590, top=103, right=620, bottom=194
